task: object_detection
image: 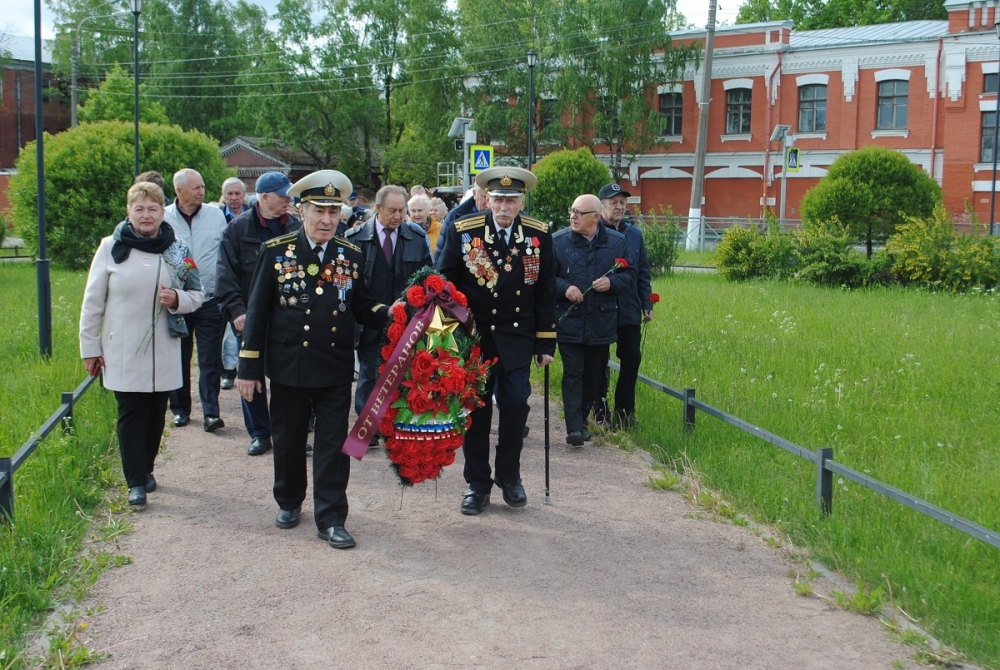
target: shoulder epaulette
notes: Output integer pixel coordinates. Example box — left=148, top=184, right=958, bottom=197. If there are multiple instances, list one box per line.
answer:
left=455, top=214, right=487, bottom=233
left=334, top=237, right=361, bottom=253
left=520, top=216, right=549, bottom=232
left=265, top=231, right=299, bottom=248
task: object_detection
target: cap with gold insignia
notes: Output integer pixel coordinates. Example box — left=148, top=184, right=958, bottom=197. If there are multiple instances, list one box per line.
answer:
left=475, top=166, right=537, bottom=196
left=287, top=170, right=353, bottom=207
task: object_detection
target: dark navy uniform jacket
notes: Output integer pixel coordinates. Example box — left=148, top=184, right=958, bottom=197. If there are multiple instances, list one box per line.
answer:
left=436, top=211, right=557, bottom=370
left=238, top=228, right=388, bottom=387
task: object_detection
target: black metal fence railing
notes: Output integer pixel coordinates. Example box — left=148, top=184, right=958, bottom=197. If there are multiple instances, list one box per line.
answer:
left=611, top=362, right=1000, bottom=550
left=0, top=374, right=99, bottom=523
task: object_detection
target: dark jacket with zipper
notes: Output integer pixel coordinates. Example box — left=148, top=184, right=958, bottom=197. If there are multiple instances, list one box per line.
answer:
left=552, top=223, right=635, bottom=345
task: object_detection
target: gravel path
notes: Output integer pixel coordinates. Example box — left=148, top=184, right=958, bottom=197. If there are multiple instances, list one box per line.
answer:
left=74, top=383, right=918, bottom=669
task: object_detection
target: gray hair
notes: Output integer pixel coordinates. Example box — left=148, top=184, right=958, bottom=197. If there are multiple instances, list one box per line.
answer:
left=408, top=194, right=432, bottom=211
left=222, top=177, right=246, bottom=194
left=173, top=168, right=200, bottom=190
left=375, top=184, right=408, bottom=207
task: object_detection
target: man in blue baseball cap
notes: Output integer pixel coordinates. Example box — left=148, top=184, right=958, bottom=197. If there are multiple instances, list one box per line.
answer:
left=216, top=171, right=301, bottom=456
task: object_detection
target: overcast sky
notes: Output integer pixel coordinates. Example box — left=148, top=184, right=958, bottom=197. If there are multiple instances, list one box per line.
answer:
left=5, top=0, right=740, bottom=48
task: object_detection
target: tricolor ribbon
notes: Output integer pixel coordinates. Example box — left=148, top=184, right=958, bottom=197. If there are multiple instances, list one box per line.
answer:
left=343, top=283, right=473, bottom=459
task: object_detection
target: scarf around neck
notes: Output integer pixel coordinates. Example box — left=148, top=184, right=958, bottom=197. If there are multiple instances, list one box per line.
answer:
left=111, top=219, right=176, bottom=264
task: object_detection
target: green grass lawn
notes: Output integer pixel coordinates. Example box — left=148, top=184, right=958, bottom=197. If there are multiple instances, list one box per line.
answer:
left=627, top=273, right=999, bottom=666
left=0, top=264, right=120, bottom=667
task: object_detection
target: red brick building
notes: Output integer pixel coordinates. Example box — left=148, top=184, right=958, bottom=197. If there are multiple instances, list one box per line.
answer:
left=599, top=0, right=1000, bottom=225
left=0, top=36, right=71, bottom=213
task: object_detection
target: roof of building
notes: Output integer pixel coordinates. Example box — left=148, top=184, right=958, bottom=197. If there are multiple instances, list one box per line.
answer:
left=789, top=20, right=949, bottom=49
left=1, top=34, right=54, bottom=64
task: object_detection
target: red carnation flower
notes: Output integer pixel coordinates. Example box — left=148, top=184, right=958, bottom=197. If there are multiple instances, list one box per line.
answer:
left=425, top=274, right=445, bottom=293
left=183, top=257, right=197, bottom=270
left=614, top=257, right=629, bottom=269
left=387, top=322, right=405, bottom=343
left=650, top=292, right=660, bottom=304
left=407, top=285, right=427, bottom=307
left=379, top=416, right=395, bottom=437
left=453, top=289, right=468, bottom=307
left=381, top=344, right=394, bottom=361
left=392, top=303, right=408, bottom=325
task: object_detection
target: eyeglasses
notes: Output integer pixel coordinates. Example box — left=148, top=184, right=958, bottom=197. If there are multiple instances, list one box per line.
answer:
left=568, top=208, right=598, bottom=217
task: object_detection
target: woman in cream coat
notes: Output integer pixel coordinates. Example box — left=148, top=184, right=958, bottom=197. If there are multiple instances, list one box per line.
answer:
left=80, top=181, right=205, bottom=509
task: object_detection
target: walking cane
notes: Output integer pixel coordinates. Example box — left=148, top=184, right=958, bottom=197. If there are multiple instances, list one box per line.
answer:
left=544, top=362, right=551, bottom=504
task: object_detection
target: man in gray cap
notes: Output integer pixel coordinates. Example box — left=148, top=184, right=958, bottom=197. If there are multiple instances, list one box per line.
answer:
left=237, top=170, right=390, bottom=549
left=217, top=171, right=300, bottom=456
left=436, top=166, right=557, bottom=515
left=594, top=182, right=652, bottom=430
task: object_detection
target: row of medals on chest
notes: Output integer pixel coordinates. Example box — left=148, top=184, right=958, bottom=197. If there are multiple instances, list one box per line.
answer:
left=275, top=243, right=358, bottom=308
left=464, top=235, right=536, bottom=285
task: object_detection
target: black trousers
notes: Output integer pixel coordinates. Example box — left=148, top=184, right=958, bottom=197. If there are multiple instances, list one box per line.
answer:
left=114, top=391, right=168, bottom=489
left=463, top=364, right=530, bottom=493
left=270, top=380, right=352, bottom=529
left=596, top=324, right=642, bottom=421
left=170, top=298, right=225, bottom=419
left=559, top=342, right=611, bottom=433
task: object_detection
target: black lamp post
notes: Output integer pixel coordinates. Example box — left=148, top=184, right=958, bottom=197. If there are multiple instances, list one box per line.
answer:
left=132, top=0, right=142, bottom=177
left=990, top=22, right=1000, bottom=235
left=526, top=48, right=536, bottom=215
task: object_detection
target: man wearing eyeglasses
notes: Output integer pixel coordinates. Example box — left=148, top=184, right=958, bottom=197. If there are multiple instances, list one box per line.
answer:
left=553, top=194, right=636, bottom=446
left=436, top=167, right=557, bottom=515
left=593, top=183, right=652, bottom=430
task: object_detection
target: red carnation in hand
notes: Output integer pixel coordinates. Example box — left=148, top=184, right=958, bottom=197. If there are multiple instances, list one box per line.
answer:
left=407, top=285, right=427, bottom=307
left=425, top=274, right=445, bottom=293
left=650, top=293, right=660, bottom=304
left=183, top=257, right=197, bottom=270
left=614, top=257, right=629, bottom=269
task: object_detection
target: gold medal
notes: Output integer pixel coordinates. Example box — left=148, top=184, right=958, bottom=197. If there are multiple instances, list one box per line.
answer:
left=352, top=272, right=358, bottom=279
left=477, top=277, right=485, bottom=286
left=274, top=263, right=282, bottom=270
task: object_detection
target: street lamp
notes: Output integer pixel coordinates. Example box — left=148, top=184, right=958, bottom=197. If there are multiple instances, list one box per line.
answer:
left=990, top=21, right=1000, bottom=236
left=526, top=48, right=537, bottom=215
left=132, top=0, right=143, bottom=177
left=71, top=10, right=129, bottom=127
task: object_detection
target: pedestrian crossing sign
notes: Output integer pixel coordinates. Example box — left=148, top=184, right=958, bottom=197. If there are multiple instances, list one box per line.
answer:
left=786, top=147, right=800, bottom=173
left=470, top=145, right=494, bottom=174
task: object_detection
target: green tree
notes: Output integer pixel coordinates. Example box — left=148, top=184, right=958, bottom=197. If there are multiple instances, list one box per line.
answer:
left=531, top=148, right=612, bottom=229
left=800, top=146, right=942, bottom=258
left=10, top=121, right=232, bottom=269
left=736, top=0, right=945, bottom=28
left=77, top=65, right=170, bottom=124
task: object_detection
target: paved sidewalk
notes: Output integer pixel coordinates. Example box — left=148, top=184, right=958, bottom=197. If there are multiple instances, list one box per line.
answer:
left=75, top=383, right=918, bottom=669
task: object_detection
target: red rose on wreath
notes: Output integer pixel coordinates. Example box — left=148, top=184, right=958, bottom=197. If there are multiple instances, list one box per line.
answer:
left=411, top=350, right=437, bottom=384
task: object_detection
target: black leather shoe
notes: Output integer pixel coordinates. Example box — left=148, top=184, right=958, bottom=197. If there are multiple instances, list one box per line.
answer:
left=318, top=525, right=356, bottom=549
left=275, top=507, right=301, bottom=529
left=566, top=431, right=584, bottom=447
left=522, top=425, right=530, bottom=439
left=247, top=436, right=272, bottom=456
left=203, top=416, right=225, bottom=432
left=496, top=479, right=527, bottom=508
left=172, top=414, right=190, bottom=427
left=582, top=428, right=592, bottom=442
left=220, top=377, right=234, bottom=390
left=460, top=489, right=490, bottom=515
left=127, top=486, right=146, bottom=508
left=145, top=473, right=157, bottom=493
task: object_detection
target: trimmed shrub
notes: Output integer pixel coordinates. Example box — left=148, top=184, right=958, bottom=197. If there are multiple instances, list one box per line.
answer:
left=715, top=224, right=795, bottom=281
left=531, top=148, right=611, bottom=230
left=10, top=121, right=232, bottom=269
left=800, top=146, right=941, bottom=257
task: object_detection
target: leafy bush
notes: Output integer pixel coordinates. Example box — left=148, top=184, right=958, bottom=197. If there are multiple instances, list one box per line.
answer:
left=800, top=146, right=941, bottom=257
left=10, top=121, right=232, bottom=269
left=639, top=207, right=681, bottom=276
left=531, top=147, right=611, bottom=230
left=792, top=217, right=867, bottom=287
left=715, top=224, right=795, bottom=280
left=886, top=206, right=1000, bottom=292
